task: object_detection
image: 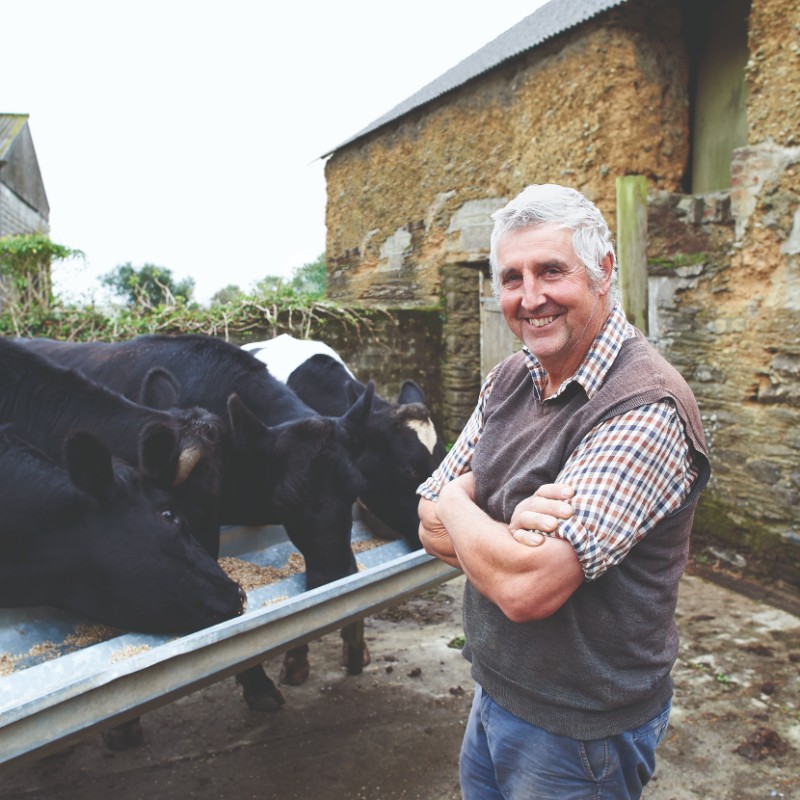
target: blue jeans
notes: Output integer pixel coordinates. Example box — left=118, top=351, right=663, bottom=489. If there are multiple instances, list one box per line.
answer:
left=460, top=685, right=671, bottom=800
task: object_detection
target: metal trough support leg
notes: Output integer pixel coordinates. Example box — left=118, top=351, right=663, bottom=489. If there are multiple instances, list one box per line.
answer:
left=341, top=619, right=368, bottom=675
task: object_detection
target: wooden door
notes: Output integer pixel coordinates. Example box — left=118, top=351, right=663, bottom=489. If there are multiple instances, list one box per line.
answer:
left=479, top=271, right=519, bottom=379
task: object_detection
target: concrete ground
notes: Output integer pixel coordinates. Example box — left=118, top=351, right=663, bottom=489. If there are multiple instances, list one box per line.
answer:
left=1, top=567, right=799, bottom=800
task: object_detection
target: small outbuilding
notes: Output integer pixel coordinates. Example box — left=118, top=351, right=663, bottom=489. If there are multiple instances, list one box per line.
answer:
left=0, top=114, right=50, bottom=237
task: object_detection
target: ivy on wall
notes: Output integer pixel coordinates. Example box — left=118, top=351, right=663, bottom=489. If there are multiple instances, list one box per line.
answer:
left=0, top=233, right=84, bottom=336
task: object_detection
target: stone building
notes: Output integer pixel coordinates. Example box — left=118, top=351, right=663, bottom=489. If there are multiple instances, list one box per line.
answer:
left=0, top=114, right=51, bottom=313
left=321, top=0, right=800, bottom=580
left=0, top=114, right=49, bottom=237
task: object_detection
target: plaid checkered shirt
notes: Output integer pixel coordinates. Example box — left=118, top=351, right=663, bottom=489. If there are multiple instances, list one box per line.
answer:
left=417, top=304, right=699, bottom=581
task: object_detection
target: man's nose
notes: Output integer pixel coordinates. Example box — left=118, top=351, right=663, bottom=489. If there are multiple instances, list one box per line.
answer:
left=520, top=274, right=545, bottom=309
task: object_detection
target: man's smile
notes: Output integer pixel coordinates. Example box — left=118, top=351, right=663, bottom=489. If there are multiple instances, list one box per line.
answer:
left=526, top=315, right=559, bottom=328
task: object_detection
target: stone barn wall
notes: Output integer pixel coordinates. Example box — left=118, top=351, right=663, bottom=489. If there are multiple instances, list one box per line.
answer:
left=643, top=0, right=800, bottom=581
left=647, top=145, right=800, bottom=584
left=325, top=0, right=688, bottom=307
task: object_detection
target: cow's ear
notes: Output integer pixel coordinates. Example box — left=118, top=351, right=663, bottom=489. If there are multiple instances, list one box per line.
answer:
left=138, top=422, right=181, bottom=486
left=139, top=367, right=181, bottom=409
left=63, top=431, right=115, bottom=503
left=227, top=393, right=271, bottom=448
left=342, top=380, right=374, bottom=435
left=344, top=379, right=365, bottom=405
left=397, top=380, right=425, bottom=406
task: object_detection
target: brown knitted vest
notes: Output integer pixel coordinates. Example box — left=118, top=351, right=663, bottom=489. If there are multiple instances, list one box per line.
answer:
left=464, top=330, right=710, bottom=738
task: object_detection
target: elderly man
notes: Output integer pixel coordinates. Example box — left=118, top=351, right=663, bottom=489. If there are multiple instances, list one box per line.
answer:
left=418, top=184, right=710, bottom=799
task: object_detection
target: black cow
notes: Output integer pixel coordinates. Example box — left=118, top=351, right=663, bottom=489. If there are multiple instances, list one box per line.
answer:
left=1, top=338, right=226, bottom=558
left=243, top=335, right=446, bottom=547
left=21, top=334, right=374, bottom=711
left=21, top=334, right=372, bottom=586
left=0, top=425, right=245, bottom=633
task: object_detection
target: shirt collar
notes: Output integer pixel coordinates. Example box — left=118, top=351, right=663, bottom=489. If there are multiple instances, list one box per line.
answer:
left=521, top=304, right=635, bottom=400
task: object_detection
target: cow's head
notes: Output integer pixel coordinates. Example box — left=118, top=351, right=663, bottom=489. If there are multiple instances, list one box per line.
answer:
left=344, top=380, right=445, bottom=546
left=225, top=384, right=374, bottom=589
left=0, top=430, right=245, bottom=633
left=138, top=367, right=227, bottom=558
left=358, top=405, right=445, bottom=545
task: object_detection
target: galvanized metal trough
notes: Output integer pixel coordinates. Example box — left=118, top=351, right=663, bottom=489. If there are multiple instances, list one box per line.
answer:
left=0, top=511, right=459, bottom=771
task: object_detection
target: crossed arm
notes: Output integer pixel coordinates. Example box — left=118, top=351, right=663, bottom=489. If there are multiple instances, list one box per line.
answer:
left=418, top=473, right=584, bottom=623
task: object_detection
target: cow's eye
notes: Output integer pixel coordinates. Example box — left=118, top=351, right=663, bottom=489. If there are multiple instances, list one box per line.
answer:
left=160, top=508, right=183, bottom=526
left=203, top=423, right=222, bottom=444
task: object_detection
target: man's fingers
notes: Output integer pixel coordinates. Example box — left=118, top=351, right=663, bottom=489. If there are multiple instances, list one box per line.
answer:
left=512, top=529, right=547, bottom=547
left=533, top=482, right=574, bottom=501
left=516, top=500, right=573, bottom=523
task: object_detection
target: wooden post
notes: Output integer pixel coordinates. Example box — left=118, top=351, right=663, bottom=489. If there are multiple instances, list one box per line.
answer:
left=615, top=176, right=649, bottom=335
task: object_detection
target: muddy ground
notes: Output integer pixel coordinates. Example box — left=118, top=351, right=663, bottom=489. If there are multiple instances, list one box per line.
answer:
left=2, top=563, right=799, bottom=800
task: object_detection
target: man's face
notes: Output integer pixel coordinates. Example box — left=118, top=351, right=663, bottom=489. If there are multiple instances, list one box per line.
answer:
left=496, top=224, right=611, bottom=387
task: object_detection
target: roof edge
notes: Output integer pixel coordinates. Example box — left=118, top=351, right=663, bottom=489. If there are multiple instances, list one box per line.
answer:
left=321, top=0, right=628, bottom=159
left=0, top=114, right=31, bottom=161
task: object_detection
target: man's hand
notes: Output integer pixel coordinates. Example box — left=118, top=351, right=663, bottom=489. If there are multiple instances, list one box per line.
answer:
left=418, top=495, right=461, bottom=568
left=509, top=483, right=574, bottom=547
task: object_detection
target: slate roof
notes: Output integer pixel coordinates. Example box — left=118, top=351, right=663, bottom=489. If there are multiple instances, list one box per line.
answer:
left=0, top=114, right=29, bottom=163
left=322, top=0, right=627, bottom=157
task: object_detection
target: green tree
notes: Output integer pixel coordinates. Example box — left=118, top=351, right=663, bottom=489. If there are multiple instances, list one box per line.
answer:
left=253, top=253, right=327, bottom=301
left=288, top=253, right=326, bottom=298
left=209, top=283, right=245, bottom=306
left=253, top=275, right=287, bottom=296
left=101, top=263, right=195, bottom=308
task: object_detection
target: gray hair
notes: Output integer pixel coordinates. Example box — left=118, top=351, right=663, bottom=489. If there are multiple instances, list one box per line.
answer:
left=489, top=184, right=620, bottom=304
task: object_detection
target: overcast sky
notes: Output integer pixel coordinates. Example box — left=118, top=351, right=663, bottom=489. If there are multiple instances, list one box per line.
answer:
left=5, top=0, right=548, bottom=304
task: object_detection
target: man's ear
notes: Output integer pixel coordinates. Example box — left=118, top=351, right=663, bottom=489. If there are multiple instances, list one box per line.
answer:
left=598, top=252, right=615, bottom=295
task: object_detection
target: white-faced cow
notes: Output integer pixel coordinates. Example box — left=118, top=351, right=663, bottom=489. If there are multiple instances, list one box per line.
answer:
left=1, top=337, right=226, bottom=559
left=243, top=335, right=446, bottom=547
left=0, top=425, right=245, bottom=633
left=20, top=334, right=374, bottom=712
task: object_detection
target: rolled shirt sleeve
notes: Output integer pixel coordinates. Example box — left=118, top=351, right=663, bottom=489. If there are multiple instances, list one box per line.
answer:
left=552, top=400, right=698, bottom=581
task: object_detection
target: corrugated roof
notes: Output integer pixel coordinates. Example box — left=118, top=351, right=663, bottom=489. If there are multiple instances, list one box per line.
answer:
left=0, top=114, right=29, bottom=162
left=322, top=0, right=627, bottom=157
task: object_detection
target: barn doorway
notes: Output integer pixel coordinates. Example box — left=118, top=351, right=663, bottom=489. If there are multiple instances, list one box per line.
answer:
left=686, top=0, right=750, bottom=193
